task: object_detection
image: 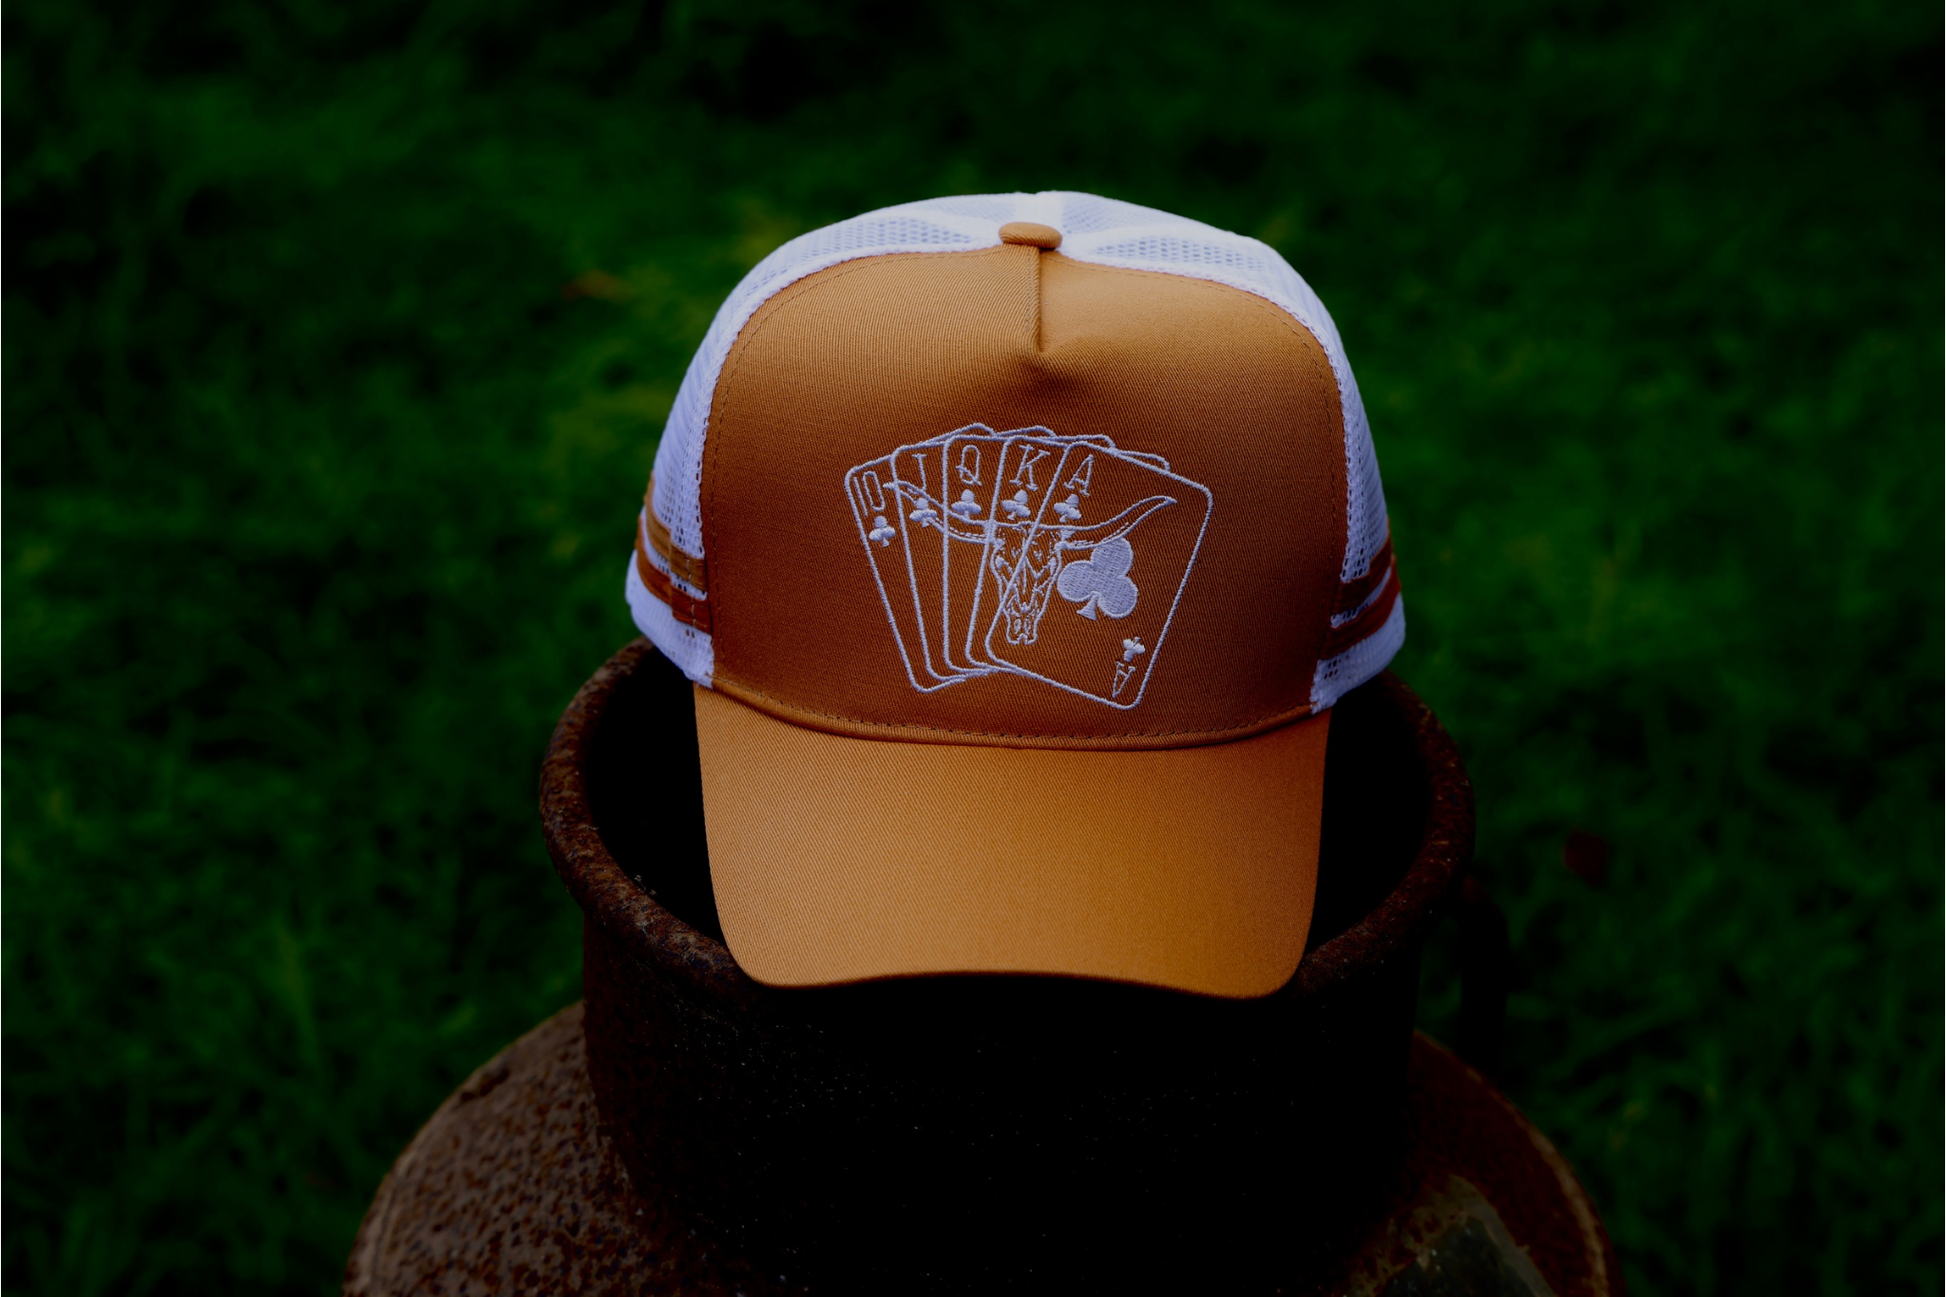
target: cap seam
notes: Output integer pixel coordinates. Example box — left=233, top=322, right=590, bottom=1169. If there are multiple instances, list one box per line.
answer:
left=1028, top=244, right=1043, bottom=353
left=709, top=673, right=1322, bottom=746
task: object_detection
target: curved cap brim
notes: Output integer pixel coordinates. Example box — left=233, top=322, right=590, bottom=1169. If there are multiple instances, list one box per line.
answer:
left=694, top=686, right=1329, bottom=999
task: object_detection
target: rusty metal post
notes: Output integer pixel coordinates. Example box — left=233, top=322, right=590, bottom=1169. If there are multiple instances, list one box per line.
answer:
left=540, top=640, right=1476, bottom=1291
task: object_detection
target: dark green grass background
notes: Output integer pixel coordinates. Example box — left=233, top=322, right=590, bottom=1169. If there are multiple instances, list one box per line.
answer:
left=6, top=2, right=1940, bottom=1293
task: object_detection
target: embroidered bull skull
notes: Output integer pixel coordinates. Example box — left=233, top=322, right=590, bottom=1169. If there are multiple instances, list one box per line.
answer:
left=989, top=524, right=1064, bottom=645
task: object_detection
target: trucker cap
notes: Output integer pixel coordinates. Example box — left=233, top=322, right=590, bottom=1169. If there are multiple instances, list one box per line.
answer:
left=625, top=191, right=1403, bottom=998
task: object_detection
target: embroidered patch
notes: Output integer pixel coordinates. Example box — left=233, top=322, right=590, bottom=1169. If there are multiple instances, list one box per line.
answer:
left=843, top=424, right=1213, bottom=709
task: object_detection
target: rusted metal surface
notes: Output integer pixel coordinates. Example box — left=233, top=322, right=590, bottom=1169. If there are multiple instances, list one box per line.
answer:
left=1327, top=1033, right=1625, bottom=1297
left=532, top=639, right=1484, bottom=1290
left=538, top=640, right=754, bottom=1012
left=341, top=1002, right=804, bottom=1297
left=344, top=1016, right=1621, bottom=1296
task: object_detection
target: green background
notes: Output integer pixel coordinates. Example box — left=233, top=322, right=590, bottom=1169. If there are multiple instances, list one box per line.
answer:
left=6, top=2, right=1940, bottom=1293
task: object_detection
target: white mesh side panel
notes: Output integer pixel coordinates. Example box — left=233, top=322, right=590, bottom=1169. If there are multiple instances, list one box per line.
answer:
left=634, top=190, right=1400, bottom=704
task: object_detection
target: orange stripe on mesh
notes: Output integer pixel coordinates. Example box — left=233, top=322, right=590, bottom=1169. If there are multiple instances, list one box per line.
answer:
left=643, top=478, right=707, bottom=591
left=1317, top=561, right=1399, bottom=661
left=636, top=515, right=712, bottom=633
left=1331, top=535, right=1394, bottom=624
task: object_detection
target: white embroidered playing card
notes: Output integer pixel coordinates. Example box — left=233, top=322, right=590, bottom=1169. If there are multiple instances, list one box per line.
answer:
left=980, top=444, right=1210, bottom=706
left=844, top=440, right=958, bottom=692
left=935, top=426, right=1013, bottom=677
left=888, top=436, right=964, bottom=684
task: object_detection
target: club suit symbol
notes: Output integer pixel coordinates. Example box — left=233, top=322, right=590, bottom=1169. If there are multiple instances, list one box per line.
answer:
left=1057, top=536, right=1139, bottom=621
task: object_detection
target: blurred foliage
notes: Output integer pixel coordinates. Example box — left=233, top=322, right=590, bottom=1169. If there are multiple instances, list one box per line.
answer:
left=4, top=1, right=1940, bottom=1294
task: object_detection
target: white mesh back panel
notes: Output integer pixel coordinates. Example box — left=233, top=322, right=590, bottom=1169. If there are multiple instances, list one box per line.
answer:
left=641, top=191, right=1400, bottom=708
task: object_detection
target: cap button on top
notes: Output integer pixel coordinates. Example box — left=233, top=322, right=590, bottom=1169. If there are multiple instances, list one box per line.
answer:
left=998, top=221, right=1062, bottom=250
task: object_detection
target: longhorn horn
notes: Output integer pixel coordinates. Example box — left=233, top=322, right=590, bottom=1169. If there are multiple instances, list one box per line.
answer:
left=1056, top=495, right=1176, bottom=550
